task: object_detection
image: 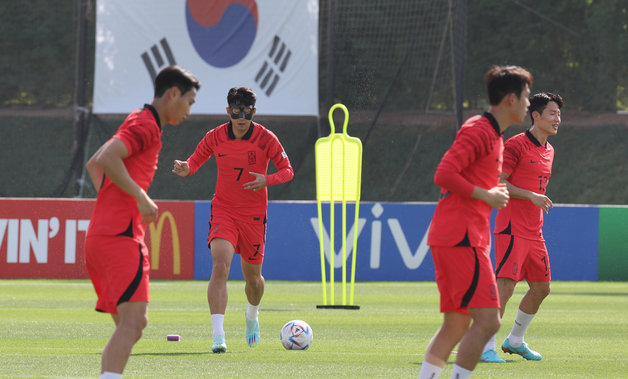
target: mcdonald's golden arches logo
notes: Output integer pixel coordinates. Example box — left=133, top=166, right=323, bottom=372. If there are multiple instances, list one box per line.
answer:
left=149, top=211, right=181, bottom=275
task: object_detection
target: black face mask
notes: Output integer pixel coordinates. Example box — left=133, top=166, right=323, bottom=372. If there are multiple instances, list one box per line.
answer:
left=229, top=102, right=254, bottom=120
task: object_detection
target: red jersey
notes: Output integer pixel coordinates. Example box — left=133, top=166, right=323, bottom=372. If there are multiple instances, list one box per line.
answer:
left=494, top=130, right=554, bottom=240
left=428, top=112, right=504, bottom=248
left=87, top=105, right=162, bottom=242
left=186, top=122, right=293, bottom=219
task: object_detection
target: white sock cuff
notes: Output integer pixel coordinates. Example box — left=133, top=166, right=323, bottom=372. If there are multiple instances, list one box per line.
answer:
left=418, top=360, right=443, bottom=379
left=516, top=308, right=536, bottom=323
left=211, top=314, right=225, bottom=337
left=483, top=333, right=497, bottom=353
left=100, top=372, right=122, bottom=379
left=451, top=364, right=472, bottom=379
left=246, top=303, right=260, bottom=321
left=508, top=308, right=536, bottom=344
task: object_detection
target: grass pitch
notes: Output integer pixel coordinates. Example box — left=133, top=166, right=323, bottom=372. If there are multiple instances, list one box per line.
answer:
left=0, top=280, right=626, bottom=378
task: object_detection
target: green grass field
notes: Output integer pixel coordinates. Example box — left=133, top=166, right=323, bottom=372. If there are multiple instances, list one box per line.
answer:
left=0, top=280, right=627, bottom=378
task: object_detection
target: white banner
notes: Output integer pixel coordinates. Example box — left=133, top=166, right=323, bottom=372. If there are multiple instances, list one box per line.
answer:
left=93, top=0, right=319, bottom=116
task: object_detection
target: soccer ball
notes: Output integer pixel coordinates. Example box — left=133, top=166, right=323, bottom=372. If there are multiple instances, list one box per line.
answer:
left=280, top=320, right=313, bottom=350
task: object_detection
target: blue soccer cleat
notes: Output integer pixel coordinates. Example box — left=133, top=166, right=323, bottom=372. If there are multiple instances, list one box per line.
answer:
left=501, top=338, right=542, bottom=361
left=246, top=319, right=260, bottom=348
left=480, top=349, right=506, bottom=363
left=211, top=335, right=227, bottom=353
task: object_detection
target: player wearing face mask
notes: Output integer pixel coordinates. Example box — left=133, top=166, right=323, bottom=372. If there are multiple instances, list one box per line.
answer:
left=172, top=86, right=294, bottom=353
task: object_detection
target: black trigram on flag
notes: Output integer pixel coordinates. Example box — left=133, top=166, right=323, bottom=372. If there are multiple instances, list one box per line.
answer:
left=141, top=38, right=176, bottom=84
left=255, top=35, right=291, bottom=96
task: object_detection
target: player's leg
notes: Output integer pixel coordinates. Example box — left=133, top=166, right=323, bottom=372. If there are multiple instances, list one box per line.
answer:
left=516, top=239, right=551, bottom=317
left=482, top=234, right=525, bottom=361
left=241, top=259, right=264, bottom=310
left=420, top=245, right=472, bottom=377
left=241, top=259, right=264, bottom=347
left=497, top=277, right=517, bottom=317
left=481, top=277, right=515, bottom=362
left=237, top=219, right=266, bottom=348
left=238, top=220, right=266, bottom=307
left=452, top=244, right=501, bottom=373
left=85, top=236, right=150, bottom=375
left=502, top=280, right=548, bottom=359
left=502, top=239, right=549, bottom=360
left=456, top=307, right=501, bottom=371
left=208, top=238, right=235, bottom=314
left=101, top=301, right=148, bottom=374
left=208, top=237, right=235, bottom=353
left=420, top=245, right=496, bottom=378
left=418, top=312, right=471, bottom=379
left=519, top=280, right=551, bottom=314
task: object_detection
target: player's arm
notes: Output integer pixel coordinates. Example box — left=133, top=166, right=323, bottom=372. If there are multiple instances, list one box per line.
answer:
left=172, top=160, right=190, bottom=177
left=93, top=138, right=158, bottom=223
left=243, top=172, right=267, bottom=192
left=265, top=147, right=294, bottom=186
left=499, top=172, right=553, bottom=213
left=434, top=129, right=509, bottom=209
left=436, top=160, right=509, bottom=210
left=471, top=183, right=509, bottom=210
left=175, top=132, right=214, bottom=177
left=86, top=142, right=107, bottom=192
left=243, top=164, right=294, bottom=191
left=243, top=141, right=294, bottom=191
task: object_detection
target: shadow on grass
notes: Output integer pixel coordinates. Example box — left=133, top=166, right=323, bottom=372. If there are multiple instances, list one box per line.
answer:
left=550, top=292, right=628, bottom=297
left=263, top=308, right=301, bottom=312
left=132, top=351, right=210, bottom=357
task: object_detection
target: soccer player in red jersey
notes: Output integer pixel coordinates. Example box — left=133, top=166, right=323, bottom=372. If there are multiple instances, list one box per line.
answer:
left=418, top=65, right=533, bottom=379
left=172, top=87, right=294, bottom=353
left=481, top=92, right=563, bottom=363
left=84, top=66, right=200, bottom=379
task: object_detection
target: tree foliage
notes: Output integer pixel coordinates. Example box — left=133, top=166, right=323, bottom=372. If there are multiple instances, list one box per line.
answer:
left=465, top=0, right=627, bottom=111
left=0, top=1, right=80, bottom=106
left=0, top=0, right=625, bottom=111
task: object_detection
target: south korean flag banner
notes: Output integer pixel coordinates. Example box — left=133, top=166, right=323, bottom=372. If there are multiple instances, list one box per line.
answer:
left=93, top=0, right=319, bottom=116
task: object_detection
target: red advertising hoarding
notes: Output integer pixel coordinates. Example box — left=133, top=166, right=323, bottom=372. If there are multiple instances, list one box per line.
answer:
left=0, top=198, right=194, bottom=279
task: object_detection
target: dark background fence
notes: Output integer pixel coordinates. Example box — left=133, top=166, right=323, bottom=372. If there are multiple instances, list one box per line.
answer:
left=1, top=0, right=627, bottom=204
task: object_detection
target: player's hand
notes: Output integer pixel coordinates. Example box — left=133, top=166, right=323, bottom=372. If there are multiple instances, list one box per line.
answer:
left=485, top=183, right=510, bottom=210
left=243, top=172, right=267, bottom=192
left=137, top=192, right=158, bottom=224
left=172, top=160, right=190, bottom=177
left=531, top=193, right=553, bottom=214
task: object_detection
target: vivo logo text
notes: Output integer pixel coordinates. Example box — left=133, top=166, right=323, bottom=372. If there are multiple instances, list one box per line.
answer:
left=309, top=203, right=431, bottom=270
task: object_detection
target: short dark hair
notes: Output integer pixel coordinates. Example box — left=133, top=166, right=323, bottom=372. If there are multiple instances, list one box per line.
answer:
left=154, top=65, right=200, bottom=98
left=484, top=65, right=533, bottom=105
left=529, top=92, right=563, bottom=125
left=227, top=87, right=256, bottom=107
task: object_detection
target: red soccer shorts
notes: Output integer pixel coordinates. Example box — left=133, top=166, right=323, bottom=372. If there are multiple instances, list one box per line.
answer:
left=431, top=245, right=499, bottom=314
left=208, top=208, right=267, bottom=265
left=494, top=234, right=551, bottom=282
left=84, top=235, right=150, bottom=314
